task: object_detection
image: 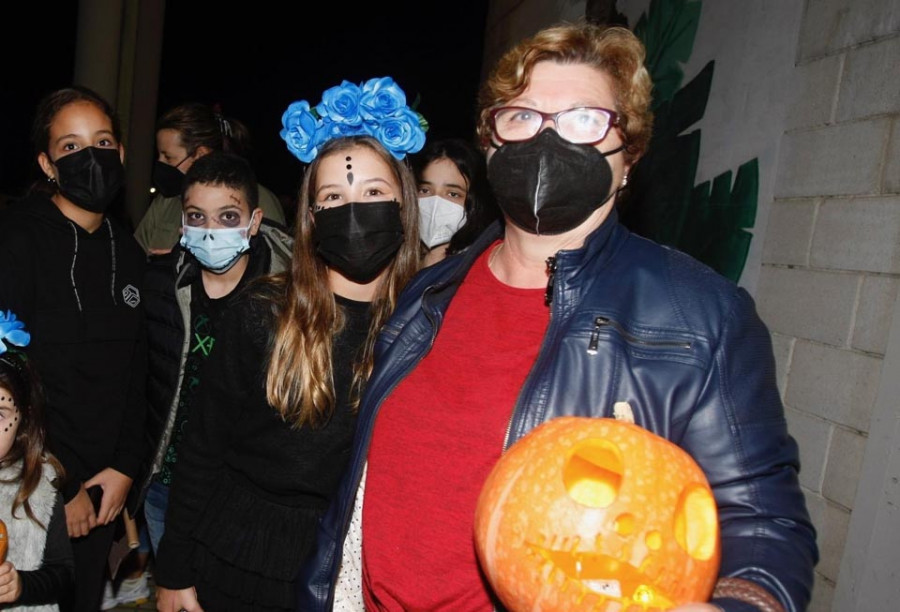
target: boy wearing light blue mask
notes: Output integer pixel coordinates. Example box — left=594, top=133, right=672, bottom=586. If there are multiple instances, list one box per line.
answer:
left=132, top=151, right=292, bottom=558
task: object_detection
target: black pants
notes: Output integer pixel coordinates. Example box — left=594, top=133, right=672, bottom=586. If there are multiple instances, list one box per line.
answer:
left=62, top=521, right=116, bottom=612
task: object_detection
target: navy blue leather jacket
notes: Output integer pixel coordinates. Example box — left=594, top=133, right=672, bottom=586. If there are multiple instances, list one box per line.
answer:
left=295, top=212, right=818, bottom=611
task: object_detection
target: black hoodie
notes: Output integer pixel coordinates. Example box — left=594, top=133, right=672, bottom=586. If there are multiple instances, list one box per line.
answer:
left=0, top=192, right=147, bottom=503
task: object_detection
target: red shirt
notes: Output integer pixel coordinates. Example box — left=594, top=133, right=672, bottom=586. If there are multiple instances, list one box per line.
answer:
left=362, top=243, right=549, bottom=611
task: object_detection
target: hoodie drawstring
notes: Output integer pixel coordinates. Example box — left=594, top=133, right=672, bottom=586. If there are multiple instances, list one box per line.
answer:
left=67, top=221, right=83, bottom=312
left=67, top=218, right=119, bottom=312
left=106, top=218, right=117, bottom=306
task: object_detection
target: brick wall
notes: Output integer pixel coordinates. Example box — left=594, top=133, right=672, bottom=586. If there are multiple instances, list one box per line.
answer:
left=759, top=1, right=900, bottom=609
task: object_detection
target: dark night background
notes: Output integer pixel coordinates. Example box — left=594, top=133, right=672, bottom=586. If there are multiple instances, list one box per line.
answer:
left=1, top=2, right=491, bottom=218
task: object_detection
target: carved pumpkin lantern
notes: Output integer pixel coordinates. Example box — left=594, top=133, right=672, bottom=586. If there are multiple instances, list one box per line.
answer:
left=474, top=416, right=720, bottom=611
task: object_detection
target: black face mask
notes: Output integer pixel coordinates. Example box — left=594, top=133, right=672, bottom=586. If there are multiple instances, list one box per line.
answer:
left=313, top=201, right=405, bottom=284
left=53, top=147, right=125, bottom=214
left=151, top=158, right=187, bottom=197
left=487, top=129, right=624, bottom=235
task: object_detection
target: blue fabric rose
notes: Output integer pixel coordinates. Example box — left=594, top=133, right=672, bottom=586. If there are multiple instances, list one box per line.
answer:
left=0, top=310, right=30, bottom=355
left=280, top=76, right=429, bottom=163
left=370, top=108, right=427, bottom=159
left=317, top=80, right=364, bottom=126
left=360, top=77, right=407, bottom=121
left=280, top=100, right=322, bottom=163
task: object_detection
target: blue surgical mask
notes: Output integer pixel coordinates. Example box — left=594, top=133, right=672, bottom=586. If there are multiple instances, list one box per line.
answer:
left=180, top=218, right=253, bottom=273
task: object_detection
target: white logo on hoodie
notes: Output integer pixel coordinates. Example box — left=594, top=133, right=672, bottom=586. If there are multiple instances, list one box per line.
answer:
left=122, top=285, right=140, bottom=308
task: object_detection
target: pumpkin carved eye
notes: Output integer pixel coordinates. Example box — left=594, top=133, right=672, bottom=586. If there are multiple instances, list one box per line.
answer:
left=563, top=440, right=623, bottom=508
left=674, top=483, right=718, bottom=560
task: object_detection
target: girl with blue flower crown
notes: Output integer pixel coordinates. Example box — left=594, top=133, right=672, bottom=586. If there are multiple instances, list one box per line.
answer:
left=153, top=77, right=425, bottom=612
left=0, top=311, right=75, bottom=607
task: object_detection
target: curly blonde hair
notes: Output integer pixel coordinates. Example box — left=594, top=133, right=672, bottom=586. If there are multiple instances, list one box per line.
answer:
left=477, top=23, right=653, bottom=165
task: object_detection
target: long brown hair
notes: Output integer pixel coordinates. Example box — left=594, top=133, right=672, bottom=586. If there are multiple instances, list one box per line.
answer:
left=0, top=354, right=64, bottom=528
left=265, top=136, right=421, bottom=428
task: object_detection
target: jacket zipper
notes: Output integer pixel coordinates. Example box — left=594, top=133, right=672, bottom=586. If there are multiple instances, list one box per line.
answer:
left=502, top=255, right=559, bottom=451
left=587, top=316, right=693, bottom=354
left=544, top=255, right=557, bottom=306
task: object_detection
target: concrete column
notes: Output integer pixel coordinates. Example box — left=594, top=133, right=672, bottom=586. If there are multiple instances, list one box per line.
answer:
left=120, top=0, right=166, bottom=230
left=74, top=0, right=166, bottom=231
left=73, top=0, right=124, bottom=103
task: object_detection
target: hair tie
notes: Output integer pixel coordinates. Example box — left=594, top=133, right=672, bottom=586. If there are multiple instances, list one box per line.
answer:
left=215, top=114, right=233, bottom=138
left=280, top=76, right=429, bottom=164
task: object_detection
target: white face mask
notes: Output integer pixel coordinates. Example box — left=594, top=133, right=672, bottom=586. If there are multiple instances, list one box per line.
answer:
left=417, top=195, right=466, bottom=249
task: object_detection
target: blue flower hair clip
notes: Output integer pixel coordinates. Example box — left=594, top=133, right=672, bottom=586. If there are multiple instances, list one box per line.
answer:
left=280, top=76, right=429, bottom=164
left=0, top=310, right=30, bottom=356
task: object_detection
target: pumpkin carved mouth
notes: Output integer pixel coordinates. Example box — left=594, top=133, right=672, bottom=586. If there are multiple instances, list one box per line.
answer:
left=530, top=544, right=675, bottom=608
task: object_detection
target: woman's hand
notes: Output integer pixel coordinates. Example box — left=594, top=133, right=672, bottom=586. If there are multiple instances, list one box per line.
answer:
left=156, top=586, right=204, bottom=612
left=85, top=468, right=133, bottom=525
left=0, top=561, right=22, bottom=602
left=64, top=485, right=97, bottom=538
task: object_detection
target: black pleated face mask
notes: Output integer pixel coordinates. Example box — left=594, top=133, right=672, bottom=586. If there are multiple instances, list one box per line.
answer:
left=53, top=147, right=125, bottom=214
left=151, top=159, right=187, bottom=197
left=313, top=201, right=405, bottom=284
left=487, top=129, right=622, bottom=235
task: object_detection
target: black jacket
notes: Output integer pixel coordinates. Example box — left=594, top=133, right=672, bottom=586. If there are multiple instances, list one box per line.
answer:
left=0, top=192, right=147, bottom=503
left=135, top=220, right=293, bottom=507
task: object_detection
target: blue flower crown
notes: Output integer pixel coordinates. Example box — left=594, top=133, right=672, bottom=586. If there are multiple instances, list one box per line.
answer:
left=280, top=76, right=428, bottom=164
left=0, top=310, right=30, bottom=375
left=0, top=310, right=29, bottom=356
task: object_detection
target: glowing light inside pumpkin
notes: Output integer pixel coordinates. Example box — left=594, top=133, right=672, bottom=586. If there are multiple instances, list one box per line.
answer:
left=614, top=513, right=635, bottom=536
left=674, top=483, right=718, bottom=560
left=634, top=584, right=655, bottom=604
left=645, top=530, right=662, bottom=550
left=563, top=440, right=623, bottom=507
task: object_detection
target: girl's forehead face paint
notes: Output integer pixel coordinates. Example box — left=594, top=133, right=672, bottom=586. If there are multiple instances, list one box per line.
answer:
left=346, top=155, right=353, bottom=185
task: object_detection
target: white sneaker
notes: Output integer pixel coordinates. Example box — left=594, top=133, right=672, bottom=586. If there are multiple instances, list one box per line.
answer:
left=116, top=572, right=151, bottom=605
left=100, top=579, right=119, bottom=610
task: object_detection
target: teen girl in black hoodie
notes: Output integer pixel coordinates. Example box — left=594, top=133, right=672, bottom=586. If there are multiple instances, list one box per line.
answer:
left=0, top=86, right=147, bottom=611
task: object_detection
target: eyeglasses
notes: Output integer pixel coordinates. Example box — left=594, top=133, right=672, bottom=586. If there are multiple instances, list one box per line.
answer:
left=489, top=106, right=620, bottom=145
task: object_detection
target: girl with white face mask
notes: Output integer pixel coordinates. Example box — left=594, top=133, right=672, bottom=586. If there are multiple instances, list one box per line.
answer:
left=412, top=138, right=500, bottom=266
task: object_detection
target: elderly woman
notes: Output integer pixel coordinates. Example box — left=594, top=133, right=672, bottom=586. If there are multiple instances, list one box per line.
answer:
left=296, top=23, right=817, bottom=612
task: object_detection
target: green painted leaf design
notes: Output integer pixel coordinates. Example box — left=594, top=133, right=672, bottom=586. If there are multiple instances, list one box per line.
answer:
left=634, top=0, right=702, bottom=108
left=622, top=0, right=760, bottom=282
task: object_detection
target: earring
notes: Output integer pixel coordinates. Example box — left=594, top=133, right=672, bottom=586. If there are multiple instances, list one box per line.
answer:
left=622, top=174, right=629, bottom=187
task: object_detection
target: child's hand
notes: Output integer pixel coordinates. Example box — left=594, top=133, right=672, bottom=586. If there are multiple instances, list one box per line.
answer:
left=0, top=561, right=22, bottom=603
left=85, top=468, right=133, bottom=525
left=64, top=486, right=98, bottom=538
left=156, top=586, right=204, bottom=611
